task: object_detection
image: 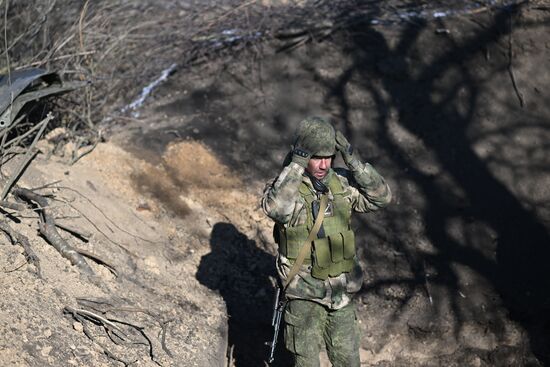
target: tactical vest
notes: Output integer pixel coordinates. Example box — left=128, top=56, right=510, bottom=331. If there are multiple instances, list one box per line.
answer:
left=275, top=172, right=356, bottom=280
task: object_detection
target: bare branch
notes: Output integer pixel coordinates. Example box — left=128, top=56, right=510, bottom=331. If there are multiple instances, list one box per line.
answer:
left=0, top=219, right=41, bottom=277
left=0, top=113, right=54, bottom=200
left=76, top=248, right=118, bottom=277
left=13, top=187, right=94, bottom=277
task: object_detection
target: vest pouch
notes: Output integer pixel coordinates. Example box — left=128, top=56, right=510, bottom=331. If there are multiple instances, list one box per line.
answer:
left=342, top=229, right=356, bottom=260
left=328, top=233, right=344, bottom=262
left=311, top=237, right=331, bottom=280
left=312, top=237, right=331, bottom=269
left=280, top=226, right=306, bottom=259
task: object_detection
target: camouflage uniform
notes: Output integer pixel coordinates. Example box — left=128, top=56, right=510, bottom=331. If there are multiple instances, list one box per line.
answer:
left=262, top=119, right=391, bottom=367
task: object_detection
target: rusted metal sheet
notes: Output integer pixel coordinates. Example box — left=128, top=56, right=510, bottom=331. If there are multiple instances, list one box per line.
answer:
left=0, top=68, right=86, bottom=129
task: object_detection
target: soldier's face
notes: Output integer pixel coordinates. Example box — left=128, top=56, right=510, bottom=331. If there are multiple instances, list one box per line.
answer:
left=306, top=156, right=332, bottom=180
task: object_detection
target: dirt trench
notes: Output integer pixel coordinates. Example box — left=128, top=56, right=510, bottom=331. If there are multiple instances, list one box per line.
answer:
left=1, top=1, right=550, bottom=367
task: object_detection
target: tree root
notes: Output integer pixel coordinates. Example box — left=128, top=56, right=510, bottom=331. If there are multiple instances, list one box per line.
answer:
left=13, top=187, right=94, bottom=277
left=0, top=220, right=41, bottom=277
left=76, top=248, right=118, bottom=277
left=64, top=304, right=161, bottom=366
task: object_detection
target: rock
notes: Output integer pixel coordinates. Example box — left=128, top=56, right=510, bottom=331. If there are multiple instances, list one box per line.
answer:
left=41, top=346, right=52, bottom=357
left=73, top=322, right=83, bottom=332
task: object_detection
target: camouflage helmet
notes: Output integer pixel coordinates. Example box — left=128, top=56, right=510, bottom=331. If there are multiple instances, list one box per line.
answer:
left=293, top=116, right=336, bottom=157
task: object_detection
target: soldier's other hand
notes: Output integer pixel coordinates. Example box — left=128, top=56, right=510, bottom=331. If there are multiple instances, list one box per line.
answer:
left=335, top=131, right=354, bottom=164
left=335, top=130, right=350, bottom=152
left=291, top=146, right=310, bottom=168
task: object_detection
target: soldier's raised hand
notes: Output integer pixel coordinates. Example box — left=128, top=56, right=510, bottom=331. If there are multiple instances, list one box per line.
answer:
left=335, top=130, right=355, bottom=166
left=291, top=146, right=311, bottom=168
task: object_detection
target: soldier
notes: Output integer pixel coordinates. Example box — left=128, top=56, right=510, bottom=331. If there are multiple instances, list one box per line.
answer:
left=262, top=116, right=391, bottom=367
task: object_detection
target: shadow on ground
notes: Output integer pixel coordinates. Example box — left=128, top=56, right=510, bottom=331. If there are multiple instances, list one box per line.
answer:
left=196, top=223, right=291, bottom=367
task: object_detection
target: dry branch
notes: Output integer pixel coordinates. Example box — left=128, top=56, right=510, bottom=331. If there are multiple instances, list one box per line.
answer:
left=64, top=304, right=159, bottom=365
left=507, top=12, right=525, bottom=108
left=56, top=185, right=155, bottom=244
left=13, top=187, right=94, bottom=276
left=0, top=113, right=53, bottom=200
left=0, top=199, right=26, bottom=211
left=76, top=248, right=118, bottom=277
left=55, top=221, right=91, bottom=241
left=0, top=219, right=41, bottom=276
left=160, top=320, right=174, bottom=358
left=64, top=306, right=127, bottom=337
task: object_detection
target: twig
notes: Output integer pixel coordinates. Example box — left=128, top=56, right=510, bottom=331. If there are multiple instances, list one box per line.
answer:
left=2, top=116, right=53, bottom=149
left=79, top=0, right=90, bottom=53
left=204, top=0, right=259, bottom=31
left=0, top=199, right=26, bottom=211
left=13, top=187, right=95, bottom=277
left=62, top=198, right=137, bottom=257
left=0, top=220, right=41, bottom=277
left=76, top=298, right=156, bottom=319
left=3, top=260, right=26, bottom=272
left=69, top=130, right=101, bottom=165
left=507, top=12, right=524, bottom=108
left=76, top=248, right=118, bottom=277
left=228, top=344, right=235, bottom=367
left=160, top=320, right=174, bottom=357
left=30, top=180, right=62, bottom=191
left=55, top=221, right=92, bottom=241
left=64, top=306, right=127, bottom=337
left=13, top=51, right=96, bottom=70
left=70, top=309, right=137, bottom=367
left=65, top=305, right=159, bottom=365
left=0, top=113, right=53, bottom=200
left=113, top=320, right=159, bottom=366
left=423, top=260, right=433, bottom=306
left=56, top=185, right=155, bottom=244
left=3, top=0, right=11, bottom=86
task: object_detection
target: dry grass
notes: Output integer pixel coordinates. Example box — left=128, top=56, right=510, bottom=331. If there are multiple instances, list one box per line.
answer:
left=0, top=0, right=520, bottom=137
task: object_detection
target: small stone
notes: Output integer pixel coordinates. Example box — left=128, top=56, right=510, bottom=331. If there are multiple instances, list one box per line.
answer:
left=43, top=329, right=52, bottom=338
left=73, top=321, right=83, bottom=332
left=41, top=346, right=52, bottom=357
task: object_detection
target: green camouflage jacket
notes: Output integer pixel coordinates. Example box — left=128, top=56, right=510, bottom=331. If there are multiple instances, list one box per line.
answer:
left=261, top=160, right=391, bottom=310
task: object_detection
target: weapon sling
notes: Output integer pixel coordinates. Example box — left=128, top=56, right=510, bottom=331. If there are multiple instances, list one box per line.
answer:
left=283, top=193, right=328, bottom=289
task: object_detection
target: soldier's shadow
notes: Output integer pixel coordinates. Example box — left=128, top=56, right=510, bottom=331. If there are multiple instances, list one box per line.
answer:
left=196, top=222, right=289, bottom=367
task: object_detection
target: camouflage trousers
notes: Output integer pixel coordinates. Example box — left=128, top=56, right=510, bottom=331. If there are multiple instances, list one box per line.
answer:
left=284, top=299, right=360, bottom=367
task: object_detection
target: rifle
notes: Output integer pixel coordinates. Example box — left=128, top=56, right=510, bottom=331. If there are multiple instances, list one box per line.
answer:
left=266, top=285, right=286, bottom=364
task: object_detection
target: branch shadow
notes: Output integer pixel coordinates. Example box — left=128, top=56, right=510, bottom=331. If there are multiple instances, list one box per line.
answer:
left=321, top=3, right=550, bottom=364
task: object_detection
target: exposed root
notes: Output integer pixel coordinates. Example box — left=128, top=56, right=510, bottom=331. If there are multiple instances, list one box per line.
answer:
left=0, top=113, right=53, bottom=201
left=76, top=248, right=118, bottom=277
left=13, top=187, right=94, bottom=277
left=159, top=319, right=174, bottom=358
left=64, top=304, right=161, bottom=366
left=0, top=219, right=41, bottom=277
left=55, top=222, right=91, bottom=242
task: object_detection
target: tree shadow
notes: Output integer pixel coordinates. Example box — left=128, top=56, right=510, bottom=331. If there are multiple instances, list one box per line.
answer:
left=146, top=1, right=550, bottom=363
left=196, top=222, right=290, bottom=367
left=320, top=3, right=550, bottom=364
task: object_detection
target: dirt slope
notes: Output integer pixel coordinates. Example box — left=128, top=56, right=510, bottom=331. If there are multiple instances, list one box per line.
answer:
left=0, top=138, right=272, bottom=366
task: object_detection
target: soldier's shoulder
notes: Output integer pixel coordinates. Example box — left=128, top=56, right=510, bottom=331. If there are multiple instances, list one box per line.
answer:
left=332, top=167, right=358, bottom=189
left=333, top=167, right=352, bottom=180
